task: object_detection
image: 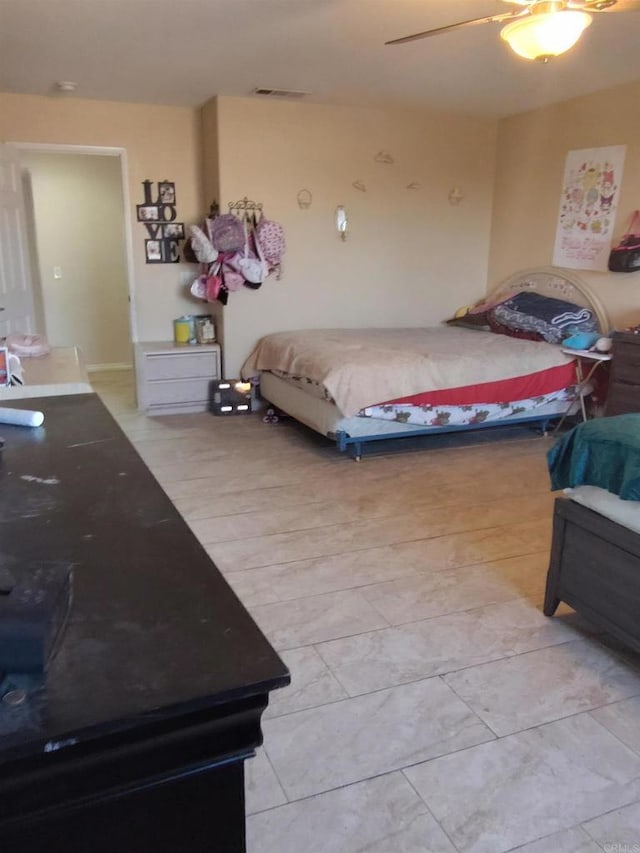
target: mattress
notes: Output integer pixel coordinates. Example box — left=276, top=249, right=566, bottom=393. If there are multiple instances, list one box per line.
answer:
left=565, top=486, right=640, bottom=535
left=260, top=370, right=575, bottom=440
left=266, top=359, right=576, bottom=429
left=271, top=361, right=576, bottom=408
left=243, top=327, right=574, bottom=418
left=362, top=387, right=572, bottom=428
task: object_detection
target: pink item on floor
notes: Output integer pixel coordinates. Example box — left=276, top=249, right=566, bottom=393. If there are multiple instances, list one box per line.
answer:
left=5, top=334, right=51, bottom=358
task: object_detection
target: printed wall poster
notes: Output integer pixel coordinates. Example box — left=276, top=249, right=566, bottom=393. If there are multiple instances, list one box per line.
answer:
left=552, top=145, right=626, bottom=271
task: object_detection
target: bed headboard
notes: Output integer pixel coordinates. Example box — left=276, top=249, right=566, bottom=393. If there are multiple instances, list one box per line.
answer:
left=489, top=267, right=610, bottom=334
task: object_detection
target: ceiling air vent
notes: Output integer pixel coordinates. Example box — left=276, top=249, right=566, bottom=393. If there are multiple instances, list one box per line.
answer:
left=252, top=87, right=310, bottom=99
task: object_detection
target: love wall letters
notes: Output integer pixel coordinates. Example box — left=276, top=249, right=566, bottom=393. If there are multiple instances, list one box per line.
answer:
left=137, top=180, right=185, bottom=263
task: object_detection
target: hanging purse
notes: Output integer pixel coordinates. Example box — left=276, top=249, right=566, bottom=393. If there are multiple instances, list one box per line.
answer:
left=208, top=214, right=244, bottom=252
left=222, top=264, right=245, bottom=292
left=608, top=210, right=640, bottom=273
left=238, top=214, right=269, bottom=287
left=188, top=224, right=217, bottom=264
left=205, top=261, right=223, bottom=302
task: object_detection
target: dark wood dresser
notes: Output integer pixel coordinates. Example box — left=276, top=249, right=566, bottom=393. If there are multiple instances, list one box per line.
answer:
left=0, top=394, right=289, bottom=853
left=605, top=330, right=640, bottom=417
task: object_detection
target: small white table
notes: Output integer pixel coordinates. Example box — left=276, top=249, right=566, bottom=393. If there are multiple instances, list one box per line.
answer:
left=0, top=347, right=91, bottom=400
left=555, top=347, right=612, bottom=431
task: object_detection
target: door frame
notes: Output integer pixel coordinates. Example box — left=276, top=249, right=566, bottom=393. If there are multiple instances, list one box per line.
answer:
left=12, top=142, right=139, bottom=346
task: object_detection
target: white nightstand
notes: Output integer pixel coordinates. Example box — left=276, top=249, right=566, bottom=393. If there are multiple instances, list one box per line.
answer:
left=554, top=347, right=612, bottom=432
left=134, top=341, right=221, bottom=415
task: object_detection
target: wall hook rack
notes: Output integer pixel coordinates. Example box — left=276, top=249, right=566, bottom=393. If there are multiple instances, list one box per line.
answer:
left=228, top=197, right=263, bottom=214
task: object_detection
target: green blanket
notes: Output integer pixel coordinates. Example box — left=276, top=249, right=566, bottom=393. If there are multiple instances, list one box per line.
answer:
left=547, top=415, right=640, bottom=501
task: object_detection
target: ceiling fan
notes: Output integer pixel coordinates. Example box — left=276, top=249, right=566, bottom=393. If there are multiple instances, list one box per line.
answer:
left=385, top=0, right=640, bottom=62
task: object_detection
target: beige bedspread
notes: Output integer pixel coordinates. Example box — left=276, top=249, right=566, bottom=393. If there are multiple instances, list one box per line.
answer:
left=242, top=327, right=573, bottom=418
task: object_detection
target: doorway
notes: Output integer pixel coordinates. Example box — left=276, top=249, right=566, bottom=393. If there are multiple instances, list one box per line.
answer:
left=19, top=146, right=136, bottom=370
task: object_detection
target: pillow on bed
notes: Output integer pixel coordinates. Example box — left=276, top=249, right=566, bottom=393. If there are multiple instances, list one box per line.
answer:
left=467, top=291, right=514, bottom=316
left=445, top=308, right=490, bottom=330
left=446, top=292, right=504, bottom=329
left=486, top=312, right=545, bottom=342
left=445, top=289, right=518, bottom=330
left=489, top=292, right=598, bottom=344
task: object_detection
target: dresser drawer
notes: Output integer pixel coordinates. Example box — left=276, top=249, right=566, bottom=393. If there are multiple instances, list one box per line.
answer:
left=146, top=378, right=211, bottom=406
left=606, top=380, right=640, bottom=417
left=611, top=342, right=640, bottom=385
left=145, top=351, right=218, bottom=382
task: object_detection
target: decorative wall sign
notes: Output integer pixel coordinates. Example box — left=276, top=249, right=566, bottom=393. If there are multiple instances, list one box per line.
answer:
left=552, top=145, right=626, bottom=271
left=137, top=179, right=184, bottom=263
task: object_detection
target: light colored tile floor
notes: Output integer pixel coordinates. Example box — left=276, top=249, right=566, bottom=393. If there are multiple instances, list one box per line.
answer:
left=91, top=370, right=640, bottom=853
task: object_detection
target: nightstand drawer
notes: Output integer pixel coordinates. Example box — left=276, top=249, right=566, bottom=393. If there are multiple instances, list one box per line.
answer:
left=146, top=378, right=211, bottom=406
left=145, top=351, right=219, bottom=382
left=611, top=342, right=640, bottom=385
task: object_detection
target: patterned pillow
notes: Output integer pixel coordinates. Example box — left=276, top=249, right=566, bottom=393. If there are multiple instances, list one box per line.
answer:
left=490, top=292, right=597, bottom=344
left=486, top=312, right=545, bottom=342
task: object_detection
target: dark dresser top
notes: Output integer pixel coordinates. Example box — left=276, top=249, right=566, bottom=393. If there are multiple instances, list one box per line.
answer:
left=613, top=329, right=640, bottom=344
left=0, top=394, right=289, bottom=765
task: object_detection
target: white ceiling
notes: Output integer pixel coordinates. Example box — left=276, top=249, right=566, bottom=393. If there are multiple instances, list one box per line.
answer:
left=1, top=0, right=639, bottom=118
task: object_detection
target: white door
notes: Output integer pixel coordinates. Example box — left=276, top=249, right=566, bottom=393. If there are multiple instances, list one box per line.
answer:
left=0, top=144, right=36, bottom=336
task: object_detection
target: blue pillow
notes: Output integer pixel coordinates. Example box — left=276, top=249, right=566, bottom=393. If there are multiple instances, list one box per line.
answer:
left=562, top=332, right=600, bottom=350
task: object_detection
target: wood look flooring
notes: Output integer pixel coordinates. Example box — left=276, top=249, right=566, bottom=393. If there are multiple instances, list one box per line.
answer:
left=92, top=371, right=640, bottom=853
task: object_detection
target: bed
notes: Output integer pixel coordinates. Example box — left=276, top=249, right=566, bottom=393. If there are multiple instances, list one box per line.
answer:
left=242, top=267, right=610, bottom=458
left=544, top=415, right=640, bottom=653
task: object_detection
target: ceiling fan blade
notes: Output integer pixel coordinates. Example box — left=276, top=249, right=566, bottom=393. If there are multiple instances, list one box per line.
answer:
left=570, top=0, right=640, bottom=9
left=384, top=10, right=528, bottom=45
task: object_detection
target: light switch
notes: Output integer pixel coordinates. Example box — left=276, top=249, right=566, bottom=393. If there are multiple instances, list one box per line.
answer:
left=53, top=266, right=62, bottom=279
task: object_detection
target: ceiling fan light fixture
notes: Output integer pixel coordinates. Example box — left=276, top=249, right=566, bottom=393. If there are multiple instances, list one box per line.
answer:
left=500, top=9, right=592, bottom=60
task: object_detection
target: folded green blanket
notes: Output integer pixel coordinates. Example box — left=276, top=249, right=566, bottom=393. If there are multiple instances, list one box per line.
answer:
left=547, top=415, right=640, bottom=500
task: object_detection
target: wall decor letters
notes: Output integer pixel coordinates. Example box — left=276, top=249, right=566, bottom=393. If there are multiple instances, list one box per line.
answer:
left=137, top=179, right=184, bottom=263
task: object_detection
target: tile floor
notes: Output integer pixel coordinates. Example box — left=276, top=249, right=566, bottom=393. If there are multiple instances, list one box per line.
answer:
left=91, top=370, right=640, bottom=853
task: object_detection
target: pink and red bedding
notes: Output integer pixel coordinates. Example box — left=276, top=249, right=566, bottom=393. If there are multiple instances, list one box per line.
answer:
left=382, top=362, right=576, bottom=408
left=361, top=362, right=577, bottom=428
left=362, top=388, right=573, bottom=428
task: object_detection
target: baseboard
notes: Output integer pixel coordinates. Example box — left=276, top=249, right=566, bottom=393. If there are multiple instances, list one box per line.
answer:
left=86, top=362, right=133, bottom=373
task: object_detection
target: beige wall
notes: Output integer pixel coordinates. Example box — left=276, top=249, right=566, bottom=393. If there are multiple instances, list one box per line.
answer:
left=210, top=96, right=498, bottom=377
left=489, top=79, right=640, bottom=330
left=5, top=83, right=638, bottom=378
left=0, top=92, right=204, bottom=343
left=23, top=151, right=131, bottom=366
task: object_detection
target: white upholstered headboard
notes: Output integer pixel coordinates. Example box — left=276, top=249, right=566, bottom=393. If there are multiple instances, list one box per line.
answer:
left=489, top=267, right=610, bottom=334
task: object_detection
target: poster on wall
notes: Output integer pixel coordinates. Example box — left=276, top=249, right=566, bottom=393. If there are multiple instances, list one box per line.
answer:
left=552, top=145, right=626, bottom=271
